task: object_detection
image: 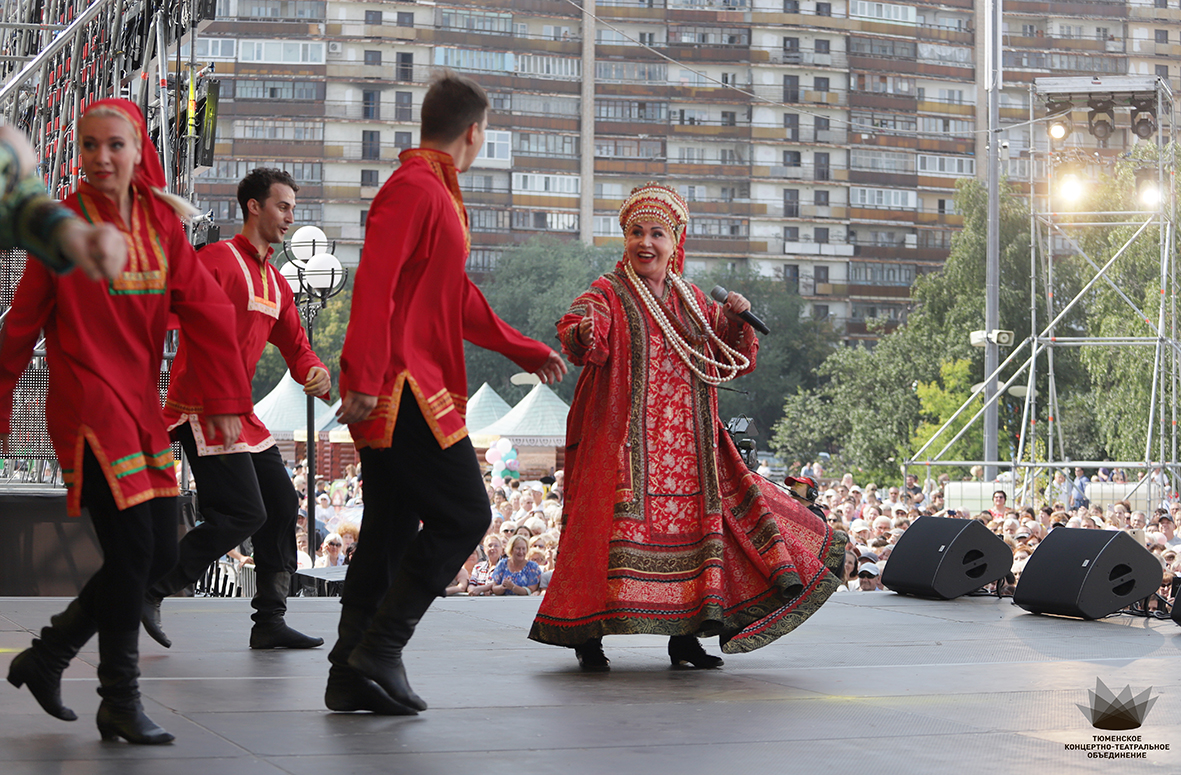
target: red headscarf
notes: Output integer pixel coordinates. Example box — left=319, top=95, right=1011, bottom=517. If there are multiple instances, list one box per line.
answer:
left=79, top=98, right=197, bottom=222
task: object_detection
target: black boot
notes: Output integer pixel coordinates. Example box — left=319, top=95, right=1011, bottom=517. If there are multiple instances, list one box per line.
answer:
left=95, top=630, right=174, bottom=744
left=346, top=577, right=436, bottom=712
left=324, top=606, right=417, bottom=715
left=250, top=570, right=324, bottom=649
left=7, top=599, right=97, bottom=721
left=139, top=565, right=188, bottom=649
left=668, top=635, right=724, bottom=669
left=573, top=637, right=610, bottom=672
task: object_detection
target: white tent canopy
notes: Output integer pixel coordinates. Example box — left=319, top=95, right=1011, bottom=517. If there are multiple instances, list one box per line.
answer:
left=471, top=382, right=569, bottom=447
left=466, top=382, right=513, bottom=439
left=254, top=371, right=331, bottom=435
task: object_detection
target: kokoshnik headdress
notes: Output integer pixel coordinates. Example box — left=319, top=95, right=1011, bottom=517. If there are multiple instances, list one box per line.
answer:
left=617, top=183, right=749, bottom=386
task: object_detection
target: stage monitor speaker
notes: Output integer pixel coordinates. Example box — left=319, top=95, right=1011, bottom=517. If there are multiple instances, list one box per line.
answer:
left=880, top=517, right=1013, bottom=599
left=1014, top=528, right=1161, bottom=620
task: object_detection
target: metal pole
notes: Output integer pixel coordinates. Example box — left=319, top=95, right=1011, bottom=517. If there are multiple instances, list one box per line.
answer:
left=578, top=0, right=595, bottom=245
left=983, top=0, right=1003, bottom=481
left=306, top=299, right=317, bottom=531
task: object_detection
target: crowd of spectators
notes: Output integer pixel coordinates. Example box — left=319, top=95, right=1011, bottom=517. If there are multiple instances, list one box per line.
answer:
left=789, top=460, right=1180, bottom=606
left=210, top=454, right=1179, bottom=607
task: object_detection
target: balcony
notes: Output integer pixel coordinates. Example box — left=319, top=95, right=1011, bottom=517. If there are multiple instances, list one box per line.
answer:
left=783, top=241, right=854, bottom=257
left=754, top=48, right=849, bottom=69
left=1005, top=0, right=1126, bottom=18
left=849, top=91, right=918, bottom=112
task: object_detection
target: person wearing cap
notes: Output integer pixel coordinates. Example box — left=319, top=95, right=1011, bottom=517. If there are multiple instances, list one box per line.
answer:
left=1159, top=514, right=1181, bottom=547
left=0, top=99, right=252, bottom=744
left=530, top=183, right=845, bottom=671
left=848, top=519, right=872, bottom=551
left=857, top=563, right=884, bottom=592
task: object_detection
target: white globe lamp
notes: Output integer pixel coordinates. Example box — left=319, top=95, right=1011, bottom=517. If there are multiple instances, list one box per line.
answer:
left=289, top=225, right=328, bottom=262
left=304, top=252, right=343, bottom=292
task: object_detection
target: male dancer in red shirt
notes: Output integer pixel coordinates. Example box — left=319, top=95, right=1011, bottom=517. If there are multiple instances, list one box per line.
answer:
left=326, top=72, right=567, bottom=715
left=145, top=168, right=330, bottom=650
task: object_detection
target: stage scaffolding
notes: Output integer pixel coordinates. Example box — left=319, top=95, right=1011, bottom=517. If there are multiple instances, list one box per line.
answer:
left=906, top=75, right=1179, bottom=509
left=1, top=1, right=207, bottom=483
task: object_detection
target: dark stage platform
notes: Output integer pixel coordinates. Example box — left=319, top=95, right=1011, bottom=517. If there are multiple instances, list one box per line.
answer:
left=1, top=593, right=1178, bottom=774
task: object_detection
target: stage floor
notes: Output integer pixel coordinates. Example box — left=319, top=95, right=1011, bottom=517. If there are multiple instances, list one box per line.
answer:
left=1, top=592, right=1178, bottom=774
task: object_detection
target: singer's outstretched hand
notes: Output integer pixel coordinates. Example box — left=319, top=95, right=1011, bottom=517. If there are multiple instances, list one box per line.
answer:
left=721, top=291, right=751, bottom=324
left=534, top=351, right=569, bottom=384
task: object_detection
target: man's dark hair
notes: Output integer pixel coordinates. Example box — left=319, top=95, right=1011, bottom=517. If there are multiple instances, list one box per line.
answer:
left=993, top=490, right=1007, bottom=500
left=237, top=167, right=299, bottom=223
left=421, top=70, right=489, bottom=143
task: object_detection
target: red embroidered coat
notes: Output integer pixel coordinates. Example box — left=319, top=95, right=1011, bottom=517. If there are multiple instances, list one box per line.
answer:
left=340, top=149, right=551, bottom=450
left=0, top=182, right=252, bottom=515
left=164, top=234, right=327, bottom=455
left=529, top=265, right=846, bottom=653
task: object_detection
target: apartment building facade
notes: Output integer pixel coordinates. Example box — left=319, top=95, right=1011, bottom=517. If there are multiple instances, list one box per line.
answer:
left=191, top=0, right=1177, bottom=345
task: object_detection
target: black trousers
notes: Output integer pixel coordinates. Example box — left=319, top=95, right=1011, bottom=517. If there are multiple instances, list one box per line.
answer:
left=340, top=389, right=490, bottom=612
left=78, top=445, right=178, bottom=632
left=167, top=423, right=297, bottom=583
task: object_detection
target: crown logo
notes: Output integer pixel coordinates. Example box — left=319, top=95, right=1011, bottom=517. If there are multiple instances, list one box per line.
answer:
left=1077, top=678, right=1157, bottom=730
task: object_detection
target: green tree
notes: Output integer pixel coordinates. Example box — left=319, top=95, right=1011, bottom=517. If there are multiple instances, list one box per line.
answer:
left=464, top=236, right=619, bottom=405
left=909, top=358, right=983, bottom=476
left=252, top=284, right=352, bottom=404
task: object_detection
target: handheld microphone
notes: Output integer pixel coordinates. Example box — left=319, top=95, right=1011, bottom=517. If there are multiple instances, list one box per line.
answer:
left=710, top=285, right=770, bottom=335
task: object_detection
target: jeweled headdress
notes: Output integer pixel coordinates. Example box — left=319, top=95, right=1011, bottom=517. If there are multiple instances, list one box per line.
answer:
left=618, top=183, right=691, bottom=272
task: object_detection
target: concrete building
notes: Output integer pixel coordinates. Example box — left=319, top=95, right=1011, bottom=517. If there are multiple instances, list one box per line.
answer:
left=191, top=0, right=1175, bottom=345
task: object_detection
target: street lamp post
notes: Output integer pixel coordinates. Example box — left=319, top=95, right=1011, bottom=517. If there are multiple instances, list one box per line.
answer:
left=280, top=225, right=348, bottom=535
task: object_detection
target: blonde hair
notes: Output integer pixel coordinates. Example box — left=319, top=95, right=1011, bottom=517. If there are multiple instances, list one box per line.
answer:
left=78, top=106, right=201, bottom=222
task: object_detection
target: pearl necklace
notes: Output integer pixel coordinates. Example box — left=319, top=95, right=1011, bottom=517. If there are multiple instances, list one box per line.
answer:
left=623, top=260, right=750, bottom=387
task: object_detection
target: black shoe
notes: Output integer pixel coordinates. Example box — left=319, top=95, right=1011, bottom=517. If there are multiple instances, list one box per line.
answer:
left=325, top=666, right=418, bottom=715
left=251, top=571, right=323, bottom=649
left=573, top=638, right=610, bottom=672
left=668, top=635, right=724, bottom=669
left=345, top=575, right=436, bottom=712
left=95, top=629, right=174, bottom=745
left=140, top=595, right=171, bottom=649
left=7, top=599, right=96, bottom=721
left=250, top=620, right=324, bottom=650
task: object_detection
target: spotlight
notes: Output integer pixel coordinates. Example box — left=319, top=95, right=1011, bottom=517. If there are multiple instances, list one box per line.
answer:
left=1131, top=98, right=1157, bottom=140
left=1087, top=99, right=1116, bottom=141
left=1045, top=100, right=1073, bottom=140
left=1135, top=168, right=1163, bottom=207
left=1055, top=163, right=1088, bottom=203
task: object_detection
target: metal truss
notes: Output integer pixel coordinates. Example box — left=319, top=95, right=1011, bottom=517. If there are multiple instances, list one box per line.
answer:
left=906, top=75, right=1178, bottom=508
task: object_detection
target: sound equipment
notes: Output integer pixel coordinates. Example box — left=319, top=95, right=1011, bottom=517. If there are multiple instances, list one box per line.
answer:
left=881, top=517, right=1012, bottom=599
left=1014, top=528, right=1161, bottom=619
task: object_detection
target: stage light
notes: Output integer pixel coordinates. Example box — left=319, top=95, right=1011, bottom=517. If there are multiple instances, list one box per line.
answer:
left=1059, top=172, right=1085, bottom=202
left=1135, top=168, right=1163, bottom=207
left=1087, top=99, right=1116, bottom=141
left=1131, top=98, right=1157, bottom=140
left=1045, top=100, right=1073, bottom=140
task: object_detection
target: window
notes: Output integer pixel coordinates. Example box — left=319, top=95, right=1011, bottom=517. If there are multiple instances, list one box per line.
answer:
left=783, top=151, right=801, bottom=167
left=514, top=133, right=579, bottom=158
left=361, top=169, right=379, bottom=186
left=850, top=1, right=916, bottom=22
left=512, top=172, right=580, bottom=196
left=511, top=211, right=579, bottom=231
left=360, top=209, right=369, bottom=227
left=721, top=111, right=737, bottom=126
left=815, top=190, right=830, bottom=206
left=232, top=120, right=322, bottom=140
left=814, top=77, right=829, bottom=93
left=395, top=91, right=413, bottom=121
left=364, top=50, right=382, bottom=66
left=517, top=54, right=581, bottom=78
left=850, top=187, right=916, bottom=209
left=784, top=264, right=799, bottom=290
left=364, top=10, right=382, bottom=24
left=1156, top=65, right=1170, bottom=80
left=784, top=226, right=799, bottom=242
left=814, top=152, right=830, bottom=180
left=396, top=11, right=414, bottom=26
left=815, top=266, right=829, bottom=283
left=784, top=0, right=799, bottom=10
left=816, top=39, right=830, bottom=54
left=470, top=209, right=511, bottom=232
left=813, top=304, right=830, bottom=319
left=477, top=130, right=512, bottom=162
left=784, top=189, right=799, bottom=217
left=639, top=32, right=655, bottom=46
left=783, top=75, right=799, bottom=102
left=1096, top=27, right=1109, bottom=41
left=394, top=131, right=412, bottom=149
left=1156, top=29, right=1169, bottom=44
left=814, top=227, right=830, bottom=244
left=816, top=2, right=831, bottom=17
left=848, top=262, right=915, bottom=286
left=784, top=113, right=799, bottom=140
left=918, top=154, right=975, bottom=176
left=596, top=100, right=668, bottom=121
left=396, top=52, right=413, bottom=81
left=362, top=90, right=380, bottom=120
left=238, top=40, right=324, bottom=63
left=433, top=47, right=512, bottom=74
left=180, top=38, right=236, bottom=59
left=1156, top=0, right=1167, bottom=7
left=815, top=116, right=830, bottom=133
left=234, top=80, right=320, bottom=100
left=361, top=130, right=380, bottom=160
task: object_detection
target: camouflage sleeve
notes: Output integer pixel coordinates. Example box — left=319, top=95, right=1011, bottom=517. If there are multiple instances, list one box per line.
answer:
left=0, top=139, right=74, bottom=273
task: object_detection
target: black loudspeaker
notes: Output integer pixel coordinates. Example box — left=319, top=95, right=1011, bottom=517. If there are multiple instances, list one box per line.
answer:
left=881, top=517, right=1013, bottom=599
left=1014, top=528, right=1161, bottom=620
